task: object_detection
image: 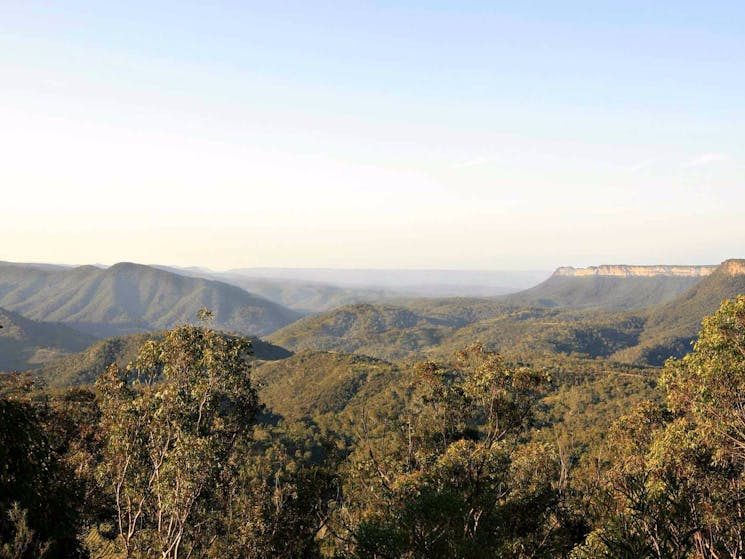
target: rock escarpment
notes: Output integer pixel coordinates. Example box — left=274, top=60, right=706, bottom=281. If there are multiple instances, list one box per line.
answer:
left=719, top=259, right=745, bottom=276
left=554, top=265, right=717, bottom=278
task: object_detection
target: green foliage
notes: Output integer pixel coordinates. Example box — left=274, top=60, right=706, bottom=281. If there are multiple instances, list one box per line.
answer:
left=268, top=303, right=454, bottom=361
left=268, top=300, right=653, bottom=366
left=441, top=308, right=647, bottom=363
left=96, top=324, right=259, bottom=558
left=577, top=295, right=745, bottom=558
left=0, top=503, right=49, bottom=559
left=332, top=344, right=582, bottom=558
left=211, top=428, right=340, bottom=559
left=662, top=294, right=745, bottom=462
left=270, top=260, right=745, bottom=368
left=255, top=350, right=401, bottom=422
left=0, top=375, right=87, bottom=558
left=35, top=332, right=152, bottom=387
left=5, top=264, right=745, bottom=558
left=536, top=369, right=659, bottom=457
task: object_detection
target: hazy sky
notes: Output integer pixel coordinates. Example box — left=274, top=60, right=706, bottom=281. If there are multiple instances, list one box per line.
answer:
left=1, top=1, right=743, bottom=270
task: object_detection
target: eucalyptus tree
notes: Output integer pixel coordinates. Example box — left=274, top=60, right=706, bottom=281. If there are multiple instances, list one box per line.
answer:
left=96, top=321, right=259, bottom=559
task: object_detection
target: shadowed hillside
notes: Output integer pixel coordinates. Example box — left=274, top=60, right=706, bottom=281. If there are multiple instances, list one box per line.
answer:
left=438, top=307, right=646, bottom=362
left=0, top=262, right=302, bottom=338
left=0, top=307, right=95, bottom=371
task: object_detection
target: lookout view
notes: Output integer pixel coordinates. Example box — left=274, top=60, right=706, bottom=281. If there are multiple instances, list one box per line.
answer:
left=2, top=2, right=744, bottom=558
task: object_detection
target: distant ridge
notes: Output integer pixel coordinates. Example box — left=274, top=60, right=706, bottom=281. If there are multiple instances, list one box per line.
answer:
left=554, top=265, right=716, bottom=278
left=0, top=262, right=302, bottom=338
left=224, top=267, right=549, bottom=294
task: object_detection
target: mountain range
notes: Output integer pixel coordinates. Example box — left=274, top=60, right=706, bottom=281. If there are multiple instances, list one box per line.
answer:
left=0, top=262, right=301, bottom=338
left=2, top=258, right=745, bottom=380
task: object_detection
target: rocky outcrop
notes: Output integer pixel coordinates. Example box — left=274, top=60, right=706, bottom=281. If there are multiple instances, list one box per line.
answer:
left=719, top=260, right=745, bottom=276
left=554, top=265, right=717, bottom=278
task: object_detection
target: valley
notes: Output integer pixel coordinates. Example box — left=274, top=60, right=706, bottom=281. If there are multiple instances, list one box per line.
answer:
left=2, top=257, right=743, bottom=558
left=4, top=259, right=743, bottom=376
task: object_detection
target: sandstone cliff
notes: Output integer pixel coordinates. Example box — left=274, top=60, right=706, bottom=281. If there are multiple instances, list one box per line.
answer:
left=719, top=259, right=745, bottom=276
left=554, top=265, right=717, bottom=278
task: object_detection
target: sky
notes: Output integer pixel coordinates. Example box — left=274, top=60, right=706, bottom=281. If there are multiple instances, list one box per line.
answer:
left=1, top=1, right=743, bottom=270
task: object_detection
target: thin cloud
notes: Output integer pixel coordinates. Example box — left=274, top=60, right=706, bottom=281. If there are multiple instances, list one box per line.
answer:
left=686, top=153, right=730, bottom=167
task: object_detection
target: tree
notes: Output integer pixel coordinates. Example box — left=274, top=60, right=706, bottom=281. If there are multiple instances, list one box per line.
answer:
left=574, top=296, right=745, bottom=558
left=333, top=344, right=580, bottom=558
left=0, top=375, right=85, bottom=558
left=663, top=294, right=745, bottom=464
left=96, top=324, right=259, bottom=558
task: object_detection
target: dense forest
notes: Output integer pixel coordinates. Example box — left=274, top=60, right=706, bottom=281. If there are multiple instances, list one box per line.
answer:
left=3, top=261, right=745, bottom=557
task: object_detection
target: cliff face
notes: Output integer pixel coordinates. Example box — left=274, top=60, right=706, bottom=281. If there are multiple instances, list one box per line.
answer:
left=554, top=265, right=717, bottom=278
left=720, top=260, right=745, bottom=276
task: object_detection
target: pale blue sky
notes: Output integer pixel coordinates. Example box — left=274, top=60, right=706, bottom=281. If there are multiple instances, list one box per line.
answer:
left=1, top=1, right=743, bottom=269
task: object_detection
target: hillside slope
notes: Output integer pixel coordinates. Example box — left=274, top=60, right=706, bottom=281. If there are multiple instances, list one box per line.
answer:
left=254, top=350, right=401, bottom=421
left=268, top=303, right=450, bottom=360
left=0, top=307, right=95, bottom=372
left=505, top=265, right=712, bottom=310
left=0, top=262, right=302, bottom=338
left=616, top=259, right=745, bottom=364
left=267, top=299, right=510, bottom=360
left=438, top=308, right=646, bottom=362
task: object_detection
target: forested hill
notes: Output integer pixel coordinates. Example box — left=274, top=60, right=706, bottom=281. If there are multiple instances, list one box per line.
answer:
left=0, top=307, right=95, bottom=371
left=267, top=299, right=511, bottom=361
left=267, top=303, right=450, bottom=360
left=503, top=264, right=713, bottom=310
left=0, top=262, right=302, bottom=338
left=254, top=350, right=401, bottom=421
left=36, top=331, right=292, bottom=388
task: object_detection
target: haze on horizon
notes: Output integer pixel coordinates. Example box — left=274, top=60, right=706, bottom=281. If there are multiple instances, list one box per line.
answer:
left=2, top=1, right=743, bottom=270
